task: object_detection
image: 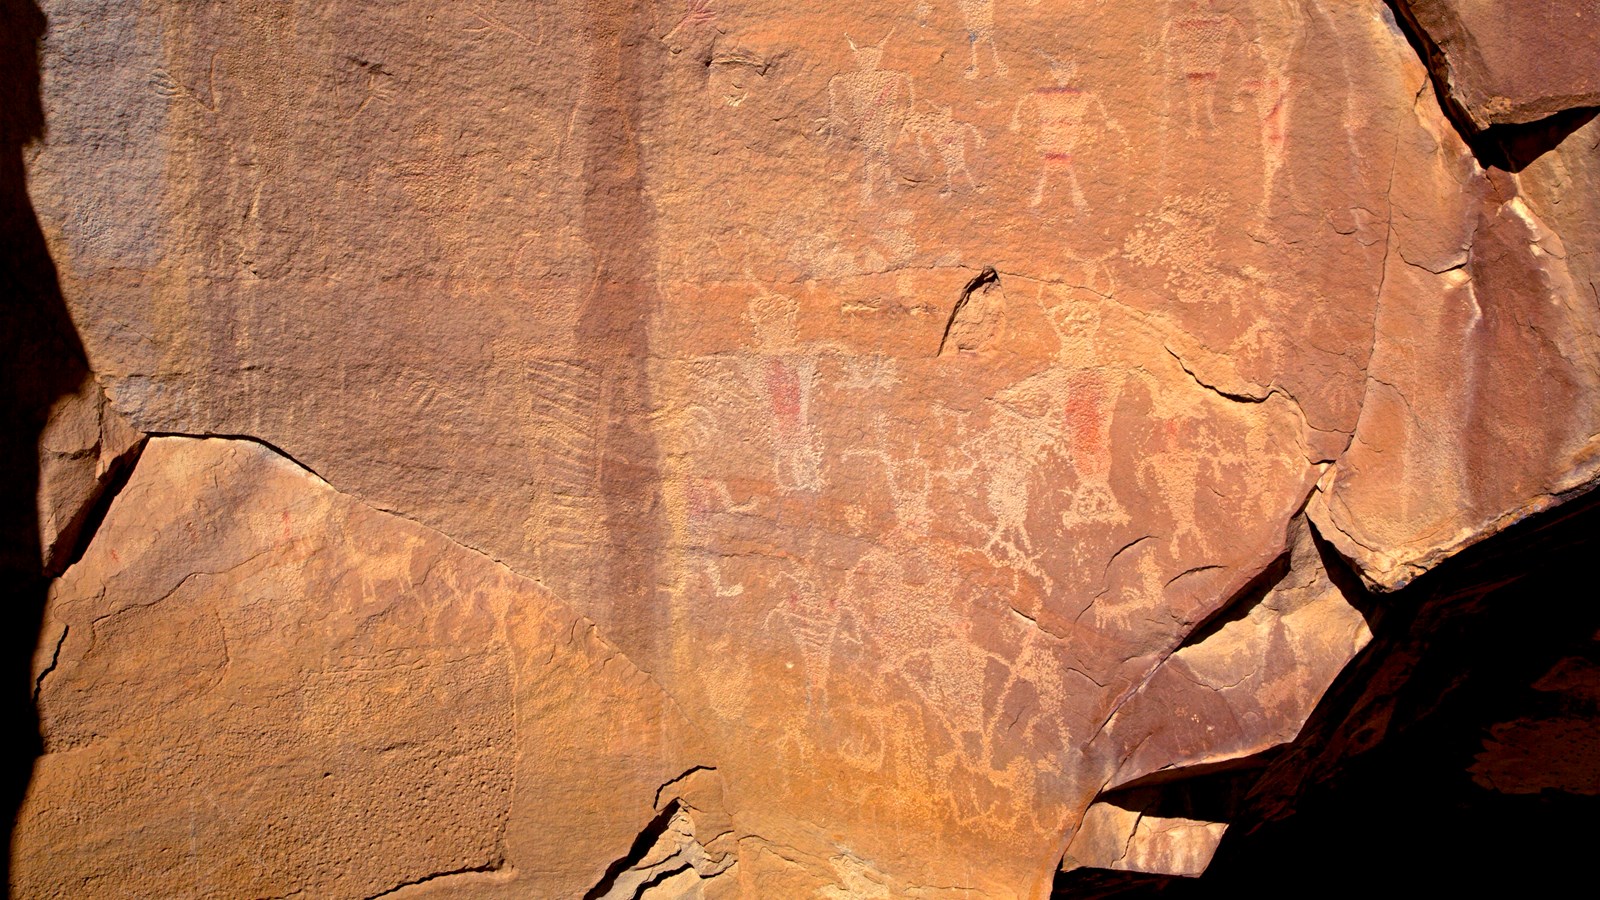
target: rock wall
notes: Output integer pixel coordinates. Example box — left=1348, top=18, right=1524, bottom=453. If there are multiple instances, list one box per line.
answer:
left=7, top=1, right=1599, bottom=897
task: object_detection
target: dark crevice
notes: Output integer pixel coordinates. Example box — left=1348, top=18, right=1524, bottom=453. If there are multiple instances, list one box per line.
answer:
left=146, top=432, right=325, bottom=482
left=1097, top=763, right=1270, bottom=831
left=1103, top=749, right=1278, bottom=800
left=583, top=800, right=683, bottom=900
left=1172, top=553, right=1290, bottom=653
left=653, top=764, right=715, bottom=809
left=29, top=624, right=65, bottom=705
left=361, top=860, right=503, bottom=900
left=937, top=265, right=998, bottom=356
left=1305, top=517, right=1383, bottom=629
left=52, top=436, right=146, bottom=576
left=629, top=860, right=695, bottom=898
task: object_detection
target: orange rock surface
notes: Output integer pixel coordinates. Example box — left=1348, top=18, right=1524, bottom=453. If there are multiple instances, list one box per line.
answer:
left=13, top=0, right=1600, bottom=896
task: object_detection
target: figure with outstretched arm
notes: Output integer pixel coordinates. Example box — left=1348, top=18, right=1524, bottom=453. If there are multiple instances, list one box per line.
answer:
left=1011, top=59, right=1122, bottom=212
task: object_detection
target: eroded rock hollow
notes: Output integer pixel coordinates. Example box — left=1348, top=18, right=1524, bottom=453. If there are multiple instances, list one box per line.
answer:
left=5, top=0, right=1598, bottom=897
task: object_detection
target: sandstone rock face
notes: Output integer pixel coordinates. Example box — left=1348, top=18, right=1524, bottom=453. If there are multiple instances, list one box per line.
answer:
left=1394, top=0, right=1600, bottom=130
left=16, top=0, right=1600, bottom=896
left=20, top=437, right=721, bottom=899
left=1307, top=108, right=1600, bottom=590
left=35, top=379, right=140, bottom=575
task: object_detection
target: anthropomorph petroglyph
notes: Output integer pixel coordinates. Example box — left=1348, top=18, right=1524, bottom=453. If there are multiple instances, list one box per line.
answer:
left=821, top=33, right=914, bottom=202
left=1237, top=4, right=1303, bottom=214
left=1162, top=0, right=1248, bottom=133
left=955, top=0, right=1006, bottom=79
left=1011, top=58, right=1120, bottom=212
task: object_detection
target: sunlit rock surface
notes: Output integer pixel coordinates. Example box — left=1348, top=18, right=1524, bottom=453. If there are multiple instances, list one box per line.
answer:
left=16, top=0, right=1600, bottom=896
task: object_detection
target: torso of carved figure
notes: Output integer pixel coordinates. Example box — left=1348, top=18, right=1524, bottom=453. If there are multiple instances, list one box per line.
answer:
left=1170, top=16, right=1235, bottom=73
left=840, top=70, right=907, bottom=141
left=1034, top=87, right=1093, bottom=153
left=957, top=0, right=995, bottom=30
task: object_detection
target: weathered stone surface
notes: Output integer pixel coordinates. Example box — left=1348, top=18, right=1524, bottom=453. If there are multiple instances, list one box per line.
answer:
left=35, top=378, right=140, bottom=574
left=18, top=436, right=717, bottom=899
left=1060, top=799, right=1227, bottom=879
left=1395, top=0, right=1600, bottom=130
left=16, top=0, right=1600, bottom=894
left=1093, top=517, right=1371, bottom=790
left=1307, top=108, right=1600, bottom=591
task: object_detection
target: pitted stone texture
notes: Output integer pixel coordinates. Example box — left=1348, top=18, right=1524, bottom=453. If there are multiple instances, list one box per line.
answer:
left=17, top=437, right=715, bottom=900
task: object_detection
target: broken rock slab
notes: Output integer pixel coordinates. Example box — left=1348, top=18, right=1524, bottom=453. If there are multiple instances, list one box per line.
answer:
left=17, top=436, right=721, bottom=900
left=1308, top=101, right=1600, bottom=592
left=1060, top=797, right=1228, bottom=879
left=1092, top=517, right=1372, bottom=792
left=1394, top=0, right=1600, bottom=130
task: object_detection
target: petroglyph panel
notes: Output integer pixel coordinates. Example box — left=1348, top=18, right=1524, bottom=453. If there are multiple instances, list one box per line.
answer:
left=22, top=0, right=1600, bottom=895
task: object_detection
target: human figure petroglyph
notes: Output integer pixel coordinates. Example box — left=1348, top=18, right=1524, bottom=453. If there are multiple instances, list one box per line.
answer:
left=955, top=0, right=1006, bottom=79
left=1162, top=0, right=1248, bottom=133
left=736, top=287, right=826, bottom=491
left=1237, top=7, right=1301, bottom=214
left=820, top=33, right=914, bottom=202
left=902, top=100, right=985, bottom=195
left=1010, top=58, right=1120, bottom=212
left=763, top=571, right=854, bottom=706
left=1238, top=68, right=1291, bottom=213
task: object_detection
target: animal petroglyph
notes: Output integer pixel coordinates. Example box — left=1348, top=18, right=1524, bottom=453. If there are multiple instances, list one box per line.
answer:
left=821, top=34, right=915, bottom=202
left=902, top=100, right=985, bottom=194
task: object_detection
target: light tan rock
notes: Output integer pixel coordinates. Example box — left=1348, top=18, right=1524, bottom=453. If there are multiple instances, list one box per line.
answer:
left=1060, top=799, right=1228, bottom=878
left=18, top=436, right=717, bottom=900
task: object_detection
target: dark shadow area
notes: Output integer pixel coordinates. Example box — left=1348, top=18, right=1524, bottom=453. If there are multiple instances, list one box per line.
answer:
left=1, top=0, right=88, bottom=892
left=1102, top=750, right=1279, bottom=799
left=53, top=441, right=142, bottom=575
left=1485, top=106, right=1600, bottom=172
left=1052, top=489, right=1600, bottom=897
left=1098, top=764, right=1269, bottom=826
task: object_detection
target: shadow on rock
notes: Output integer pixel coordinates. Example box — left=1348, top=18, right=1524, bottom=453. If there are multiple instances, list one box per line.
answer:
left=0, top=0, right=89, bottom=892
